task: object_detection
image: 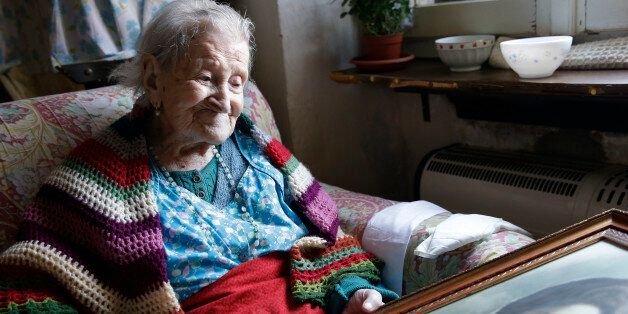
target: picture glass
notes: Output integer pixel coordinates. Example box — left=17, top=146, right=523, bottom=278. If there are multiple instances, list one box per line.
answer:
left=431, top=240, right=628, bottom=314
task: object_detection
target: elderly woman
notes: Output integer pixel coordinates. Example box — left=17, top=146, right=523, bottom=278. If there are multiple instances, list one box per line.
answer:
left=0, top=1, right=397, bottom=313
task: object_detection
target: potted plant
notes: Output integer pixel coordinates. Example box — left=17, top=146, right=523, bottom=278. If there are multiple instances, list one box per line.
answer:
left=340, top=0, right=412, bottom=60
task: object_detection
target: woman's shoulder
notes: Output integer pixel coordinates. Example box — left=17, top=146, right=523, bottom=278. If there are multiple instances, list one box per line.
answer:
left=72, top=112, right=147, bottom=158
left=37, top=112, right=154, bottom=217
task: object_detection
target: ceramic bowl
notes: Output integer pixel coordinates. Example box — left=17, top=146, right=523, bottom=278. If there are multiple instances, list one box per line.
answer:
left=435, top=35, right=495, bottom=72
left=500, top=36, right=572, bottom=79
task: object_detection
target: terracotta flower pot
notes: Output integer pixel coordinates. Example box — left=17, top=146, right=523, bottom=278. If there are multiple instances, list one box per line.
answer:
left=363, top=32, right=404, bottom=60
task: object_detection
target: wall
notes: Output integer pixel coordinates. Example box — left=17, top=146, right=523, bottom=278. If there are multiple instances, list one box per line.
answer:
left=232, top=0, right=457, bottom=200
left=230, top=0, right=292, bottom=147
left=459, top=121, right=628, bottom=165
left=232, top=0, right=628, bottom=201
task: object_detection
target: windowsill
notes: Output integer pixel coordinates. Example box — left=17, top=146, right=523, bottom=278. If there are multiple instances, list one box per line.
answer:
left=413, top=0, right=498, bottom=9
left=330, top=59, right=628, bottom=97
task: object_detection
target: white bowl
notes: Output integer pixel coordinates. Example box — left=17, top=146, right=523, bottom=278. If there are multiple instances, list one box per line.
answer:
left=435, top=35, right=495, bottom=72
left=500, top=36, right=572, bottom=79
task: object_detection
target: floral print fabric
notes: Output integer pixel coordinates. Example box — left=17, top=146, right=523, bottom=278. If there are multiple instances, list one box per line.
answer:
left=401, top=213, right=534, bottom=295
left=1, top=0, right=173, bottom=70
left=50, top=0, right=173, bottom=65
left=152, top=128, right=308, bottom=301
left=325, top=183, right=398, bottom=240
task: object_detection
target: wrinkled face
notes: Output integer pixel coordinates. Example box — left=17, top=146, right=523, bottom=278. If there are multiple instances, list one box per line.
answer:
left=155, top=33, right=249, bottom=145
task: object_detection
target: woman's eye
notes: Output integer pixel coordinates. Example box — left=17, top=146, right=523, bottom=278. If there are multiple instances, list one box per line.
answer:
left=199, top=74, right=211, bottom=82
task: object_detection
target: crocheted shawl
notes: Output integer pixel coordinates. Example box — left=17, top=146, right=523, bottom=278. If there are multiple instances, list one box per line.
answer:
left=0, top=112, right=344, bottom=313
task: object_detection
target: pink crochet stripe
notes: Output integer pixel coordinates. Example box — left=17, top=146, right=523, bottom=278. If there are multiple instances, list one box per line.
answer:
left=18, top=222, right=167, bottom=299
left=23, top=192, right=163, bottom=265
left=297, top=181, right=340, bottom=238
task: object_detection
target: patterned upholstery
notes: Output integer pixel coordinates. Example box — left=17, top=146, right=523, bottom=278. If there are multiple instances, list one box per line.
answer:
left=324, top=183, right=398, bottom=240
left=0, top=83, right=532, bottom=296
left=401, top=213, right=533, bottom=294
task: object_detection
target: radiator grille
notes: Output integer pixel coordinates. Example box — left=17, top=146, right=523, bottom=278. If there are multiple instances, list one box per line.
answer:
left=425, top=148, right=591, bottom=198
left=433, top=151, right=589, bottom=181
left=596, top=170, right=628, bottom=207
left=427, top=161, right=579, bottom=197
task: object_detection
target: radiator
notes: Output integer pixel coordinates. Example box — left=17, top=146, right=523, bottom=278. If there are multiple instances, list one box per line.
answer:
left=417, top=145, right=627, bottom=236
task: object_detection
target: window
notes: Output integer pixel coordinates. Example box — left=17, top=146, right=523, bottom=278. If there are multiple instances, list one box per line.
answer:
left=408, top=0, right=628, bottom=56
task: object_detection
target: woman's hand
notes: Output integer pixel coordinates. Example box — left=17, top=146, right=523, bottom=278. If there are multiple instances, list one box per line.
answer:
left=342, top=289, right=384, bottom=314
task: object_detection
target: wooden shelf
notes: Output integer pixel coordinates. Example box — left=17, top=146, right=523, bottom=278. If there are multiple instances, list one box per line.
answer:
left=330, top=59, right=628, bottom=97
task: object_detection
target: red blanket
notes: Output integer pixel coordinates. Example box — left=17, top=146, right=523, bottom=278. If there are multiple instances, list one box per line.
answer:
left=182, top=252, right=325, bottom=314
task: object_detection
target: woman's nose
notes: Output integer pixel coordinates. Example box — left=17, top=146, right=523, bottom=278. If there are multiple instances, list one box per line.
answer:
left=208, top=85, right=230, bottom=113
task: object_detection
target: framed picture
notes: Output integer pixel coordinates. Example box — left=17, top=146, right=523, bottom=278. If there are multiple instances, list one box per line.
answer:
left=380, top=209, right=628, bottom=313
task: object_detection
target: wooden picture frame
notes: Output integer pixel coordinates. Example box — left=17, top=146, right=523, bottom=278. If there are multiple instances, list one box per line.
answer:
left=380, top=209, right=628, bottom=313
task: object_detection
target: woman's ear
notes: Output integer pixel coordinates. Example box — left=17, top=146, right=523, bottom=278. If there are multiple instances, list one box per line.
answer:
left=142, top=54, right=161, bottom=105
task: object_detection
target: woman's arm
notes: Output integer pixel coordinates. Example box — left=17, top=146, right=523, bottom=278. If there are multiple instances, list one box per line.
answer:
left=290, top=237, right=398, bottom=313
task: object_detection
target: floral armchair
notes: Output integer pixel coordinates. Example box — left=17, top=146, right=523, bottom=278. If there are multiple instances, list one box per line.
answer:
left=0, top=83, right=533, bottom=297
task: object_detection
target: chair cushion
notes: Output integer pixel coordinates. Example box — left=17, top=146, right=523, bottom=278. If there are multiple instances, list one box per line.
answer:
left=0, top=83, right=281, bottom=249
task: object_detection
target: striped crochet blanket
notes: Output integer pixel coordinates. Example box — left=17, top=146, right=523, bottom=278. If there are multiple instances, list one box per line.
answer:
left=0, top=111, right=383, bottom=313
left=290, top=236, right=383, bottom=306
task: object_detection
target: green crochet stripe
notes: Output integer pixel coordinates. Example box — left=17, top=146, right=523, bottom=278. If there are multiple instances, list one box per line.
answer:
left=283, top=156, right=300, bottom=176
left=291, top=260, right=381, bottom=307
left=292, top=246, right=366, bottom=270
left=236, top=114, right=256, bottom=134
left=2, top=299, right=78, bottom=314
left=62, top=157, right=151, bottom=201
left=293, top=259, right=380, bottom=286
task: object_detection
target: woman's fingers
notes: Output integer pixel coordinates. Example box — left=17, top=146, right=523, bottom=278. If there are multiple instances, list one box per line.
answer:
left=359, top=289, right=384, bottom=313
left=344, top=289, right=385, bottom=313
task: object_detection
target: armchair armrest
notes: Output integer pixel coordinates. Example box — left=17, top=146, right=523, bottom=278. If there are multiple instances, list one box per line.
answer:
left=321, top=183, right=397, bottom=241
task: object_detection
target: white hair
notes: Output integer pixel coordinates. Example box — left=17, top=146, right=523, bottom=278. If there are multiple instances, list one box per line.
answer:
left=111, top=0, right=255, bottom=107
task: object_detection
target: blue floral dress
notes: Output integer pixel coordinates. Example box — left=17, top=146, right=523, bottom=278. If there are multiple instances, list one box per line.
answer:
left=150, top=129, right=309, bottom=301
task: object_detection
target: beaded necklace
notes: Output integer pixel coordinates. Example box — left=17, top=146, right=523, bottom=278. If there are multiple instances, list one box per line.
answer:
left=148, top=144, right=262, bottom=247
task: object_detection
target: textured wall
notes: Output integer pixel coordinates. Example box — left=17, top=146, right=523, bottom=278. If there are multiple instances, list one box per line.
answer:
left=231, top=0, right=628, bottom=201
left=459, top=121, right=628, bottom=165
left=230, top=0, right=292, bottom=148
left=232, top=0, right=457, bottom=200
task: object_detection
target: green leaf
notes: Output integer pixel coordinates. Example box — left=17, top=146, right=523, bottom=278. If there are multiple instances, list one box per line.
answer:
left=338, top=0, right=411, bottom=35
